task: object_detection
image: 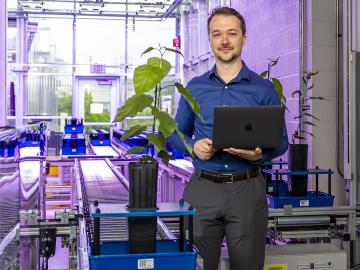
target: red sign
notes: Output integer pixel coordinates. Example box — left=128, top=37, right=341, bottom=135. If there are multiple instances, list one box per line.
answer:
left=173, top=36, right=181, bottom=49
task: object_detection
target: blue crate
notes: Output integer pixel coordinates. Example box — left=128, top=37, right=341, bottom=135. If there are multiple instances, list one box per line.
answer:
left=266, top=180, right=288, bottom=197
left=64, top=125, right=84, bottom=133
left=0, top=145, right=16, bottom=158
left=90, top=129, right=111, bottom=146
left=124, top=135, right=149, bottom=154
left=0, top=139, right=18, bottom=158
left=62, top=133, right=85, bottom=147
left=267, top=191, right=335, bottom=208
left=62, top=146, right=86, bottom=155
left=22, top=140, right=40, bottom=147
left=112, top=129, right=124, bottom=143
left=90, top=240, right=197, bottom=270
left=65, top=117, right=83, bottom=126
left=62, top=133, right=86, bottom=155
left=64, top=118, right=84, bottom=133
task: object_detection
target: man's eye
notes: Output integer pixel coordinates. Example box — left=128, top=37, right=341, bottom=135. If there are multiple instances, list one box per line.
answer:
left=229, top=33, right=237, bottom=36
left=213, top=34, right=220, bottom=37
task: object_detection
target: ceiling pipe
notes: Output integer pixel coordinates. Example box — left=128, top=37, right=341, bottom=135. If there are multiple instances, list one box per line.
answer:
left=160, top=0, right=182, bottom=20
left=9, top=10, right=175, bottom=19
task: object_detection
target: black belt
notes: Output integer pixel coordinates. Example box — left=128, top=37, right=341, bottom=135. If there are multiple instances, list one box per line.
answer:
left=197, top=167, right=260, bottom=184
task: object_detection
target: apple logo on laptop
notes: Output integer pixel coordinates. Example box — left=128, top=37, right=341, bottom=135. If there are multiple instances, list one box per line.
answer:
left=245, top=124, right=252, bottom=131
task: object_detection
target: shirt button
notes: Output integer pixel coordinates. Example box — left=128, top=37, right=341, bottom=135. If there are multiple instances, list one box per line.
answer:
left=224, top=86, right=228, bottom=89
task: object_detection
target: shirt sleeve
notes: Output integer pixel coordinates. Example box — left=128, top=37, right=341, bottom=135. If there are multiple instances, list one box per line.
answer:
left=169, top=95, right=196, bottom=156
left=256, top=81, right=289, bottom=163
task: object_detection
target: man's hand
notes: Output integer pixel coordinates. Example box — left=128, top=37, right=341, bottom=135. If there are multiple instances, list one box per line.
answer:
left=193, top=138, right=216, bottom=160
left=223, top=147, right=262, bottom=161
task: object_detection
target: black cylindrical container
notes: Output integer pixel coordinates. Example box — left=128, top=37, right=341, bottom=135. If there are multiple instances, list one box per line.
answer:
left=128, top=160, right=158, bottom=254
left=288, top=144, right=308, bottom=196
left=128, top=160, right=158, bottom=209
left=128, top=217, right=157, bottom=254
left=288, top=144, right=308, bottom=171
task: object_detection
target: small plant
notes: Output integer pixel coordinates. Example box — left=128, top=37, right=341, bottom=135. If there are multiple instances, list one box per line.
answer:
left=113, top=45, right=203, bottom=164
left=260, top=57, right=286, bottom=107
left=291, top=70, right=325, bottom=143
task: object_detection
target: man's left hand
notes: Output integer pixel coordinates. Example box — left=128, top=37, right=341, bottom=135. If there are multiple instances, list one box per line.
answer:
left=223, top=147, right=262, bottom=161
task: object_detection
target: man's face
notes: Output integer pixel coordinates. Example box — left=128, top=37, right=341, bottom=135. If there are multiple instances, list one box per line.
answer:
left=209, top=15, right=246, bottom=64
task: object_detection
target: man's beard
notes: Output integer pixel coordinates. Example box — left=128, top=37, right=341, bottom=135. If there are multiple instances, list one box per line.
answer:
left=215, top=49, right=241, bottom=63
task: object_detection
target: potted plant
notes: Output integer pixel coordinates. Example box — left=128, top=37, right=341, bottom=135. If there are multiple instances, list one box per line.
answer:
left=261, top=60, right=325, bottom=196
left=113, top=45, right=202, bottom=253
left=288, top=70, right=325, bottom=196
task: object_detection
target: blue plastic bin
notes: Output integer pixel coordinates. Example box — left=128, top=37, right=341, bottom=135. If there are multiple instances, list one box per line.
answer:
left=112, top=129, right=124, bottom=143
left=266, top=180, right=288, bottom=197
left=267, top=191, right=335, bottom=208
left=90, top=129, right=111, bottom=146
left=62, top=133, right=86, bottom=155
left=64, top=118, right=84, bottom=133
left=90, top=240, right=197, bottom=270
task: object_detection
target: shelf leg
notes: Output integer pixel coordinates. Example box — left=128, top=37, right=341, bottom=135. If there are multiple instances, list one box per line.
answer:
left=93, top=208, right=101, bottom=256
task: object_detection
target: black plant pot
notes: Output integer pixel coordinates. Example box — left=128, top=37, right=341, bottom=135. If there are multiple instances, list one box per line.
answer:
left=128, top=160, right=158, bottom=254
left=128, top=160, right=158, bottom=209
left=288, top=144, right=308, bottom=196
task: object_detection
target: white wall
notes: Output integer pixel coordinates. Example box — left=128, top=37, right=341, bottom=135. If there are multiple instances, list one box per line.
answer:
left=308, top=0, right=345, bottom=205
left=0, top=0, right=7, bottom=126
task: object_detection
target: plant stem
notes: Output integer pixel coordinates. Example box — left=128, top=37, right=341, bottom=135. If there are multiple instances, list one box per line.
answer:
left=151, top=85, right=159, bottom=158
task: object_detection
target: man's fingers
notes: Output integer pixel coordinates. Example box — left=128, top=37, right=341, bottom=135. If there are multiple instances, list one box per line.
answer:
left=203, top=138, right=213, bottom=145
left=223, top=147, right=262, bottom=161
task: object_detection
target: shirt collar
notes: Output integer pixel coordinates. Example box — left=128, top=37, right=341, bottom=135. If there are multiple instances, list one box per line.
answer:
left=208, top=61, right=251, bottom=82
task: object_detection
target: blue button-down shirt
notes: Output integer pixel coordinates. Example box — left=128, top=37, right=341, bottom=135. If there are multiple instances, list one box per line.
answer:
left=171, top=62, right=288, bottom=173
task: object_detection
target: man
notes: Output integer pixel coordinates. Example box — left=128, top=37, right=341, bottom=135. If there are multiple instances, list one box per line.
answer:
left=171, top=7, right=288, bottom=270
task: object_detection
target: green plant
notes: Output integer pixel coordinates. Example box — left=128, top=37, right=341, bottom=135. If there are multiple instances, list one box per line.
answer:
left=113, top=45, right=203, bottom=164
left=292, top=70, right=324, bottom=143
left=260, top=57, right=286, bottom=107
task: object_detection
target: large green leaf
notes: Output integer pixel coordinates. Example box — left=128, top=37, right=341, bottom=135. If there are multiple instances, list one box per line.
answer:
left=147, top=57, right=171, bottom=77
left=151, top=107, right=176, bottom=137
left=176, top=127, right=193, bottom=155
left=126, top=146, right=147, bottom=154
left=271, top=78, right=284, bottom=101
left=175, top=82, right=205, bottom=123
left=121, top=125, right=147, bottom=141
left=134, top=64, right=164, bottom=94
left=113, top=94, right=153, bottom=122
left=157, top=150, right=174, bottom=165
left=147, top=133, right=166, bottom=153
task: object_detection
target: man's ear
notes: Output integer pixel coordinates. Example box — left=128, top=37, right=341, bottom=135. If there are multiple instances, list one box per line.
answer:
left=243, top=36, right=247, bottom=46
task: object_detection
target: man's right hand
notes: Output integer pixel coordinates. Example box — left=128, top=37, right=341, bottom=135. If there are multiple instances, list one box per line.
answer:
left=193, top=138, right=216, bottom=160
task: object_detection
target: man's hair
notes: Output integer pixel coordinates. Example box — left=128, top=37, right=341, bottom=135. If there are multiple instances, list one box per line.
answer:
left=207, top=7, right=246, bottom=36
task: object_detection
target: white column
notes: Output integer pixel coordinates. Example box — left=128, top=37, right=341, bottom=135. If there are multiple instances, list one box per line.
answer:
left=15, top=16, right=27, bottom=128
left=72, top=16, right=78, bottom=118
left=0, top=0, right=7, bottom=126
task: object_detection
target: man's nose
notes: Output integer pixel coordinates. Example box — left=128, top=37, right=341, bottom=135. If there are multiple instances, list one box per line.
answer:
left=221, top=34, right=229, bottom=44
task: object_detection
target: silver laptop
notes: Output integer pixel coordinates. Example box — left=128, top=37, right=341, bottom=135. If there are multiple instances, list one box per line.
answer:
left=212, top=106, right=285, bottom=149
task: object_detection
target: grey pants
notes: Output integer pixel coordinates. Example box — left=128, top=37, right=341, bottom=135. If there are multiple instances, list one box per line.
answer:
left=183, top=171, right=268, bottom=270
